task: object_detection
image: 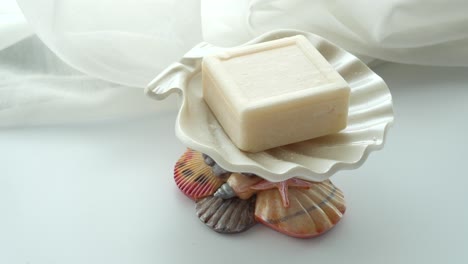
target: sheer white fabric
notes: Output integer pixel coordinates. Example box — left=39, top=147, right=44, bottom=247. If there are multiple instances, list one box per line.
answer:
left=202, top=0, right=468, bottom=66
left=0, top=36, right=178, bottom=127
left=15, top=0, right=468, bottom=87
left=2, top=0, right=468, bottom=126
left=0, top=0, right=32, bottom=50
left=16, top=0, right=203, bottom=88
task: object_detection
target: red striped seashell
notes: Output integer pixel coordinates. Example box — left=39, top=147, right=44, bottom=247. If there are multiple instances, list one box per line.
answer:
left=174, top=149, right=224, bottom=200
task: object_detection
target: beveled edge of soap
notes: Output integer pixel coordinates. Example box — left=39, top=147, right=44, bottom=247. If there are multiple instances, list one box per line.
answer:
left=212, top=35, right=301, bottom=61
left=202, top=56, right=243, bottom=120
left=145, top=29, right=395, bottom=182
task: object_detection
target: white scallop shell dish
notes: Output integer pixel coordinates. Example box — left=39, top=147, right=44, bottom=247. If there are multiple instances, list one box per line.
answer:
left=146, top=29, right=394, bottom=182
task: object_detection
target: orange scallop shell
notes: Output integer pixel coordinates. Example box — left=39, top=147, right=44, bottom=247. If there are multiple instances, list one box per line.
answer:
left=255, top=180, right=346, bottom=238
left=174, top=149, right=224, bottom=200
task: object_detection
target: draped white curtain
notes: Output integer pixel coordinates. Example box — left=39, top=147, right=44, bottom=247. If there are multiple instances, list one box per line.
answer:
left=2, top=0, right=468, bottom=126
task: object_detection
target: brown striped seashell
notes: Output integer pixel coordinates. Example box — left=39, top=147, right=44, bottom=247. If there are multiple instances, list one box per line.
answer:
left=174, top=149, right=225, bottom=200
left=255, top=180, right=345, bottom=238
left=196, top=196, right=257, bottom=233
left=227, top=173, right=263, bottom=200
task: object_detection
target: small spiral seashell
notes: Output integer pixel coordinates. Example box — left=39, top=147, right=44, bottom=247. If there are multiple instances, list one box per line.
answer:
left=202, top=153, right=230, bottom=177
left=202, top=153, right=215, bottom=166
left=211, top=164, right=230, bottom=177
left=214, top=183, right=236, bottom=199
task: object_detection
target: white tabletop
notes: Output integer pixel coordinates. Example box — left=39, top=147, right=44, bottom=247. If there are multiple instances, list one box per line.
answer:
left=1, top=63, right=467, bottom=263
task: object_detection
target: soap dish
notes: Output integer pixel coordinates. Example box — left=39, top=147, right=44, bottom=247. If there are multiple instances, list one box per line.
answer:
left=146, top=29, right=394, bottom=183
left=146, top=29, right=394, bottom=238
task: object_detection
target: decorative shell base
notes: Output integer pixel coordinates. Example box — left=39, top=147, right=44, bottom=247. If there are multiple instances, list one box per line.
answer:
left=175, top=149, right=346, bottom=238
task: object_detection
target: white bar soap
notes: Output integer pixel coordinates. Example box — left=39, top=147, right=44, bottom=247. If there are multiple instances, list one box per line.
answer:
left=202, top=35, right=350, bottom=152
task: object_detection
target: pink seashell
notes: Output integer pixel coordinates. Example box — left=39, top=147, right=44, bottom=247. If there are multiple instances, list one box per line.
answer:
left=255, top=180, right=345, bottom=238
left=174, top=149, right=224, bottom=200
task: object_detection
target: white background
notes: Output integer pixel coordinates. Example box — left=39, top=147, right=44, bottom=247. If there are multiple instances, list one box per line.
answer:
left=2, top=62, right=467, bottom=263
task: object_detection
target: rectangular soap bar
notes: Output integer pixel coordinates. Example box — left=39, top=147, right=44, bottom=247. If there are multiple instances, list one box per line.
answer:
left=202, top=35, right=350, bottom=152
